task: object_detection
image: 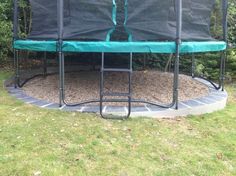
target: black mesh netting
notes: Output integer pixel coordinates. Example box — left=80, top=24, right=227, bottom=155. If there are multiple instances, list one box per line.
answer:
left=28, top=0, right=217, bottom=41
left=125, top=0, right=216, bottom=41
left=29, top=0, right=115, bottom=40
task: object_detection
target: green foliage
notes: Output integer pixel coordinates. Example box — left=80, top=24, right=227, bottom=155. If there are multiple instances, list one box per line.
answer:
left=227, top=49, right=236, bottom=80
left=0, top=0, right=30, bottom=65
left=0, top=0, right=13, bottom=64
left=228, top=0, right=236, bottom=46
left=18, top=0, right=31, bottom=38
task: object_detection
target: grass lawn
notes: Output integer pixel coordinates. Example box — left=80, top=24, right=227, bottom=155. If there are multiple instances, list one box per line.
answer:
left=0, top=71, right=236, bottom=176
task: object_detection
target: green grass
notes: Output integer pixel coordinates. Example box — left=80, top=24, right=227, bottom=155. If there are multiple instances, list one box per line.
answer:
left=0, top=71, right=236, bottom=176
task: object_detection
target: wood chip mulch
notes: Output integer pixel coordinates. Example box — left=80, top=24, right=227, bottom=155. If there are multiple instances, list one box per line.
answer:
left=22, top=71, right=209, bottom=105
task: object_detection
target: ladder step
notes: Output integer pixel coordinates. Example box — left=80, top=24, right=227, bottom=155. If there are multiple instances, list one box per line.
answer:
left=101, top=98, right=131, bottom=103
left=102, top=92, right=131, bottom=97
left=102, top=68, right=132, bottom=72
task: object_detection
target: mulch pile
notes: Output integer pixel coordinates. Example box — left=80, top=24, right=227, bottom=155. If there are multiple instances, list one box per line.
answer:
left=22, top=71, right=209, bottom=105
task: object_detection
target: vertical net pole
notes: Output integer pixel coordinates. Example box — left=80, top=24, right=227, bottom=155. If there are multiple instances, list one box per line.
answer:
left=222, top=0, right=228, bottom=42
left=13, top=0, right=18, bottom=40
left=221, top=0, right=228, bottom=91
left=58, top=0, right=64, bottom=106
left=13, top=0, right=18, bottom=88
left=173, top=0, right=182, bottom=109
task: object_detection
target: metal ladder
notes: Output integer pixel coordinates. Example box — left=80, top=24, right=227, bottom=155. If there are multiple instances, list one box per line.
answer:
left=100, top=53, right=133, bottom=119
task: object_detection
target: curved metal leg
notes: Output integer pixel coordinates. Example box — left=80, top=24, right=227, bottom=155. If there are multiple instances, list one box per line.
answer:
left=192, top=51, right=226, bottom=91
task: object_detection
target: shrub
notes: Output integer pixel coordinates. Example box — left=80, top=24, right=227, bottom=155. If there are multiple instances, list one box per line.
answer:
left=0, top=0, right=12, bottom=65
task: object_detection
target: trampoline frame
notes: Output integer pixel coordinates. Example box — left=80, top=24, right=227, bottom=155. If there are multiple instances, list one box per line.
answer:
left=12, top=0, right=228, bottom=119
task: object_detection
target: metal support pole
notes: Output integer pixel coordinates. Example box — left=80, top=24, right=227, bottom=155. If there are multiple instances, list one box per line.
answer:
left=58, top=0, right=64, bottom=107
left=191, top=54, right=196, bottom=78
left=221, top=0, right=228, bottom=91
left=43, top=52, right=47, bottom=77
left=13, top=49, right=16, bottom=88
left=13, top=0, right=18, bottom=88
left=62, top=53, right=65, bottom=100
left=13, top=0, right=18, bottom=40
left=59, top=51, right=63, bottom=107
left=14, top=49, right=19, bottom=88
left=222, top=0, right=228, bottom=42
left=129, top=53, right=133, bottom=95
left=220, top=51, right=226, bottom=91
left=173, top=44, right=180, bottom=110
left=219, top=52, right=223, bottom=90
left=100, top=52, right=105, bottom=114
left=128, top=52, right=133, bottom=115
left=173, top=0, right=182, bottom=110
left=16, top=50, right=19, bottom=86
left=59, top=52, right=65, bottom=106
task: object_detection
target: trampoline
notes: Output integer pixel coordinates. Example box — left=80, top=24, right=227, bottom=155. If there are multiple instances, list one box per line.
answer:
left=12, top=0, right=228, bottom=119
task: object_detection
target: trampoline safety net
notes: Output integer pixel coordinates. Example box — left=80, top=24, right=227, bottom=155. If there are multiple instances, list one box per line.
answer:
left=27, top=0, right=218, bottom=41
left=125, top=0, right=216, bottom=41
left=29, top=0, right=116, bottom=41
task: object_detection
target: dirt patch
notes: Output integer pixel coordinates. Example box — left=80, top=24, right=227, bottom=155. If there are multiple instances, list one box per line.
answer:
left=22, top=71, right=209, bottom=105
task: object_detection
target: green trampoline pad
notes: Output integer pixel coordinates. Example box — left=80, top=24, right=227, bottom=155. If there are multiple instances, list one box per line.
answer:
left=14, top=40, right=227, bottom=53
